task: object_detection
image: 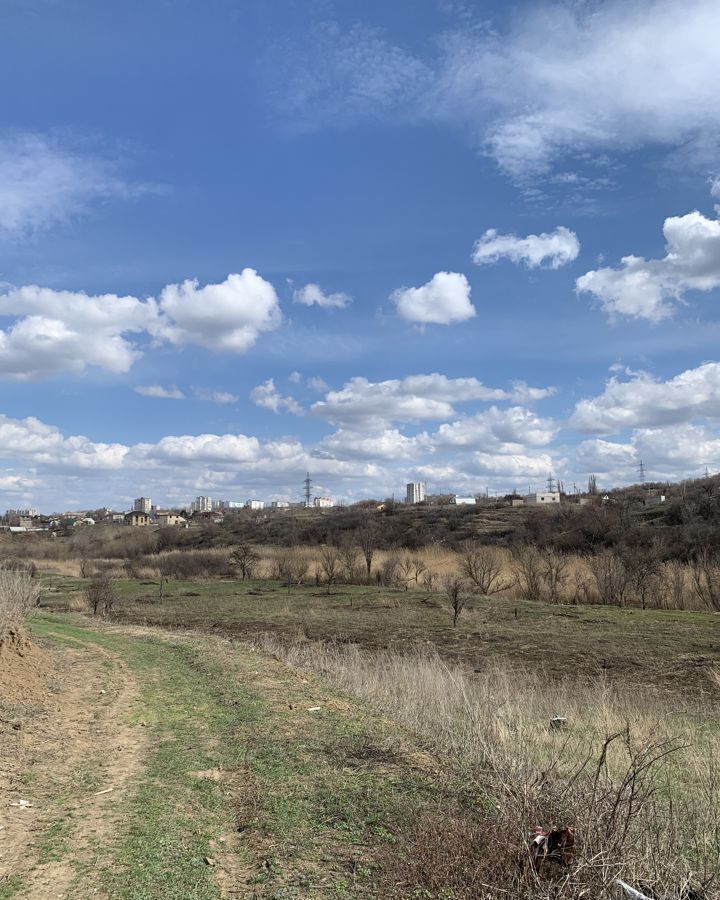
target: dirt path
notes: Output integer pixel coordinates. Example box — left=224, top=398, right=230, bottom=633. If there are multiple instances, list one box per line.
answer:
left=0, top=633, right=146, bottom=898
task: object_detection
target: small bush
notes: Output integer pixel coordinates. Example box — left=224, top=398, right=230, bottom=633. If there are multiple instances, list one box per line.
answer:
left=0, top=565, right=41, bottom=638
left=85, top=573, right=116, bottom=618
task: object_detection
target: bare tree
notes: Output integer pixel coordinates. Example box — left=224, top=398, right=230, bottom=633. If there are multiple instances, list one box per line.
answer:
left=540, top=548, right=570, bottom=604
left=457, top=542, right=507, bottom=595
left=356, top=519, right=377, bottom=582
left=623, top=545, right=662, bottom=610
left=319, top=544, right=341, bottom=594
left=85, top=573, right=115, bottom=618
left=397, top=555, right=414, bottom=591
left=589, top=550, right=630, bottom=607
left=409, top=555, right=427, bottom=585
left=570, top=565, right=594, bottom=605
left=659, top=559, right=687, bottom=610
left=338, top=539, right=362, bottom=584
left=421, top=568, right=437, bottom=594
left=689, top=548, right=720, bottom=611
left=274, top=548, right=309, bottom=592
left=443, top=574, right=468, bottom=627
left=511, top=544, right=545, bottom=602
left=231, top=543, right=261, bottom=581
left=588, top=473, right=598, bottom=495
left=378, top=553, right=400, bottom=588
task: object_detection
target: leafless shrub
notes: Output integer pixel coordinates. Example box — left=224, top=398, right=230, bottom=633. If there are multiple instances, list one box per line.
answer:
left=155, top=549, right=235, bottom=579
left=396, top=554, right=415, bottom=591
left=512, top=544, right=545, bottom=602
left=0, top=565, right=41, bottom=638
left=319, top=544, right=341, bottom=594
left=338, top=540, right=363, bottom=584
left=458, top=541, right=507, bottom=595
left=231, top=543, right=260, bottom=580
left=539, top=548, right=570, bottom=604
left=624, top=546, right=662, bottom=609
left=421, top=568, right=437, bottom=594
left=378, top=553, right=400, bottom=588
left=273, top=547, right=309, bottom=590
left=254, top=634, right=717, bottom=900
left=570, top=566, right=595, bottom=605
left=689, top=548, right=720, bottom=611
left=85, top=572, right=116, bottom=618
left=589, top=549, right=630, bottom=607
left=409, top=555, right=427, bottom=585
left=659, top=559, right=687, bottom=610
left=443, top=574, right=469, bottom=627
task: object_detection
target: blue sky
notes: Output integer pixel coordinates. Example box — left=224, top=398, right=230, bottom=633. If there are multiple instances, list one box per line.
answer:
left=2, top=0, right=720, bottom=511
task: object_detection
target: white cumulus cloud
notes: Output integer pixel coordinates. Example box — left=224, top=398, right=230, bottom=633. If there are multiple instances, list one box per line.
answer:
left=577, top=210, right=720, bottom=321
left=293, top=283, right=352, bottom=309
left=310, top=374, right=552, bottom=427
left=157, top=269, right=282, bottom=352
left=571, top=362, right=720, bottom=434
left=392, top=271, right=475, bottom=325
left=250, top=378, right=304, bottom=415
left=0, top=270, right=282, bottom=380
left=0, top=285, right=159, bottom=380
left=472, top=226, right=579, bottom=269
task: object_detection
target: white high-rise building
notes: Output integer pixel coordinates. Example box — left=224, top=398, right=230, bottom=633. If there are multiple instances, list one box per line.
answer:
left=406, top=482, right=426, bottom=504
left=191, top=495, right=213, bottom=513
left=133, top=497, right=152, bottom=513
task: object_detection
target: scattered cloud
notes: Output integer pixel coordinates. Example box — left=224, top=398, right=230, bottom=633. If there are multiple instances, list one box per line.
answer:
left=288, top=370, right=303, bottom=384
left=250, top=378, right=304, bottom=415
left=571, top=362, right=720, bottom=434
left=267, top=21, right=433, bottom=129
left=472, top=450, right=558, bottom=479
left=392, top=271, right=475, bottom=325
left=432, top=0, right=720, bottom=178
left=0, top=131, right=147, bottom=238
left=432, top=406, right=557, bottom=449
left=308, top=376, right=328, bottom=392
left=156, top=269, right=282, bottom=352
left=204, top=390, right=238, bottom=405
left=293, top=282, right=352, bottom=309
left=270, top=1, right=720, bottom=182
left=472, top=226, right=579, bottom=269
left=0, top=285, right=158, bottom=380
left=0, top=269, right=282, bottom=380
left=577, top=210, right=720, bottom=321
left=315, top=427, right=419, bottom=461
left=310, top=374, right=552, bottom=427
left=709, top=175, right=720, bottom=214
left=135, top=384, right=185, bottom=400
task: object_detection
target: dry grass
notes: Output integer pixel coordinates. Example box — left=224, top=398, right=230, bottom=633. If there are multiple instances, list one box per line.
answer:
left=21, top=540, right=711, bottom=611
left=254, top=633, right=720, bottom=898
left=0, top=566, right=41, bottom=639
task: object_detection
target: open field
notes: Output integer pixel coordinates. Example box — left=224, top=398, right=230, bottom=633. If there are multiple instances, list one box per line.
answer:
left=40, top=574, right=720, bottom=696
left=1, top=567, right=719, bottom=898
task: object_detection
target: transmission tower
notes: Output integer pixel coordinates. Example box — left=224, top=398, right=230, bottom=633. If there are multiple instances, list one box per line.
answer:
left=637, top=459, right=646, bottom=484
left=546, top=472, right=556, bottom=492
left=303, top=472, right=312, bottom=508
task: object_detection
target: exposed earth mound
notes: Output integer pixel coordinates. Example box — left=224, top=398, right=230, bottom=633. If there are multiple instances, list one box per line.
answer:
left=0, top=627, right=52, bottom=704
